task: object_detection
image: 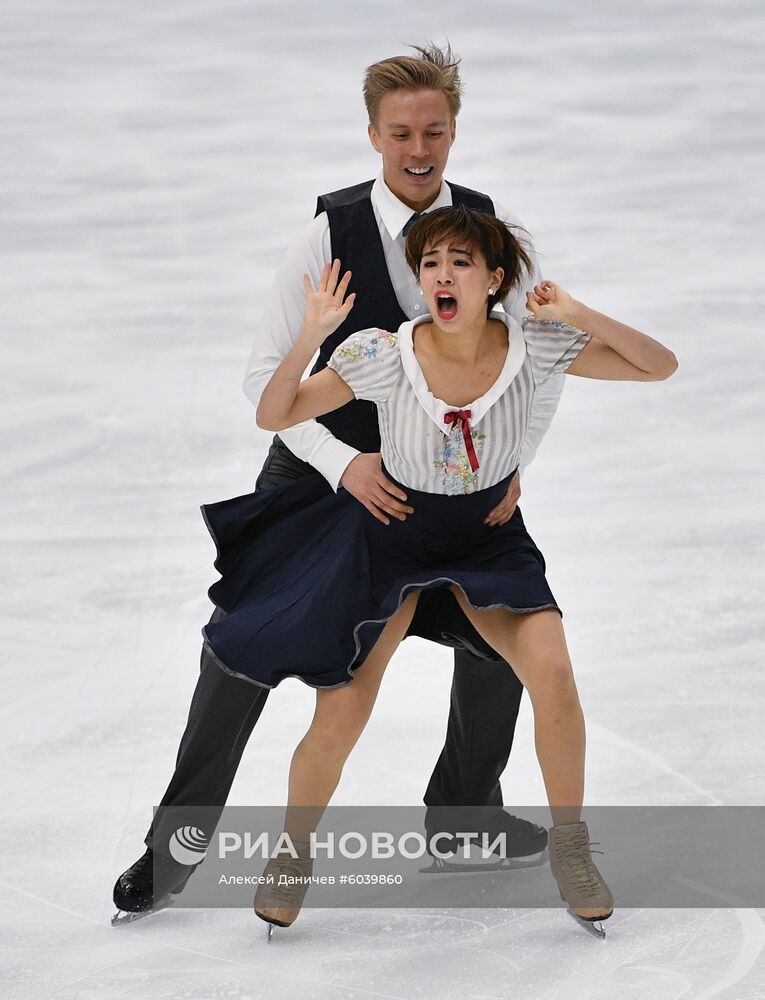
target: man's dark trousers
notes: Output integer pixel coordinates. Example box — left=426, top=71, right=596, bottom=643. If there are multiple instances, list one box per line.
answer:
left=145, top=440, right=524, bottom=854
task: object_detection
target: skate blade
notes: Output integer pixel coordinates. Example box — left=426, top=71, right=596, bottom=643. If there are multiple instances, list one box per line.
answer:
left=419, top=846, right=547, bottom=874
left=267, top=923, right=275, bottom=943
left=566, top=908, right=607, bottom=940
left=111, top=896, right=174, bottom=927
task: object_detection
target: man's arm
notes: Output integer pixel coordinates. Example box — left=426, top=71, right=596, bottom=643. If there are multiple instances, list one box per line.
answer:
left=518, top=372, right=565, bottom=472
left=480, top=203, right=565, bottom=526
left=243, top=213, right=360, bottom=491
left=494, top=202, right=565, bottom=471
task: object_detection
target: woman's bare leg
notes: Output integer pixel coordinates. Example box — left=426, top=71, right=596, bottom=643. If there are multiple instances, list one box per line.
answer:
left=450, top=594, right=585, bottom=827
left=450, top=592, right=613, bottom=922
left=284, top=593, right=419, bottom=843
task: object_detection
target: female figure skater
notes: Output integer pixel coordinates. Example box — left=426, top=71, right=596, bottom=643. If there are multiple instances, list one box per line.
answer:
left=201, top=206, right=677, bottom=938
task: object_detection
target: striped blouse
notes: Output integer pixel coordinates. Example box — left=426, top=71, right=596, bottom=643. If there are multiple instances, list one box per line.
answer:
left=327, top=312, right=590, bottom=496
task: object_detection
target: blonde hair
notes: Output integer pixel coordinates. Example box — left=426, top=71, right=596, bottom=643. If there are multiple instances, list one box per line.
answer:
left=363, top=42, right=463, bottom=124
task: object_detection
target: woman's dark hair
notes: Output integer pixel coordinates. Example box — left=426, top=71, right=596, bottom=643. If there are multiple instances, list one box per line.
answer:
left=405, top=205, right=533, bottom=315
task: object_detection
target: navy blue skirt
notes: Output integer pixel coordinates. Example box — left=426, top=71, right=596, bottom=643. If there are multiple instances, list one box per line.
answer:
left=201, top=470, right=560, bottom=690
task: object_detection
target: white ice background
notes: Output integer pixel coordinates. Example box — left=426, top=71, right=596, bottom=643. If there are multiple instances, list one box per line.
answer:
left=1, top=0, right=764, bottom=997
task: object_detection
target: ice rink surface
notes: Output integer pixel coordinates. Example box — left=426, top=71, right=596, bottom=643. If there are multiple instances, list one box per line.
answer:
left=2, top=0, right=764, bottom=996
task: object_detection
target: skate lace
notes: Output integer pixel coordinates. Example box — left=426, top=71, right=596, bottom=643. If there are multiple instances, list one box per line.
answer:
left=268, top=855, right=314, bottom=905
left=553, top=828, right=606, bottom=900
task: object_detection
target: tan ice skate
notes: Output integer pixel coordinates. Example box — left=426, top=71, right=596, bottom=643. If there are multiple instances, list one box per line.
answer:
left=254, top=841, right=314, bottom=942
left=548, top=821, right=614, bottom=939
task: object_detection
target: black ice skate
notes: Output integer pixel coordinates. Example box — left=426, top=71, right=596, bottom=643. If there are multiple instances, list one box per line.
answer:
left=420, top=810, right=548, bottom=873
left=111, top=848, right=198, bottom=926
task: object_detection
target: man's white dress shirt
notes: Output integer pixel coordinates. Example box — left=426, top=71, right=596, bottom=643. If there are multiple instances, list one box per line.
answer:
left=243, top=174, right=565, bottom=491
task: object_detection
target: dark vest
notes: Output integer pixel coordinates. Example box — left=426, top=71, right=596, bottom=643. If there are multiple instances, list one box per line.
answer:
left=311, top=179, right=495, bottom=452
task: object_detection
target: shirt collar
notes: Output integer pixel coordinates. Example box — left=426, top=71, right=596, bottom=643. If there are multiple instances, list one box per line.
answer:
left=371, top=173, right=453, bottom=241
left=397, top=310, right=528, bottom=432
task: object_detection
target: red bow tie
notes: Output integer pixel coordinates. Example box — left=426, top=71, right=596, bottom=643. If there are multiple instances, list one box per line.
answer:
left=444, top=409, right=479, bottom=473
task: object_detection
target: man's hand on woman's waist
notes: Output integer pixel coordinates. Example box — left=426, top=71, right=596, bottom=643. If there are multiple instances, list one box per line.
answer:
left=340, top=452, right=414, bottom=526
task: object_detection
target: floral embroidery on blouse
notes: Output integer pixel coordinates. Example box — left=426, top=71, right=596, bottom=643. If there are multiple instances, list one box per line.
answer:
left=533, top=319, right=571, bottom=330
left=528, top=318, right=588, bottom=335
left=434, top=426, right=487, bottom=494
left=334, top=329, right=398, bottom=363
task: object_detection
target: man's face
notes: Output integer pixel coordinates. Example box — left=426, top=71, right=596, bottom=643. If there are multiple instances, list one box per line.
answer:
left=368, top=89, right=456, bottom=212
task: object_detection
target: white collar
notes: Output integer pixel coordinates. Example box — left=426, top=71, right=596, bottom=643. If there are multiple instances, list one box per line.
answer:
left=397, top=310, right=527, bottom=432
left=371, top=173, right=453, bottom=241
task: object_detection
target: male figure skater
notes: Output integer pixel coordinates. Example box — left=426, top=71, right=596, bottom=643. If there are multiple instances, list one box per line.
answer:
left=114, top=43, right=564, bottom=917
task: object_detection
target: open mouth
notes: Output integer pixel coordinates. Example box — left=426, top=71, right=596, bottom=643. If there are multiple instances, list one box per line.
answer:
left=435, top=291, right=458, bottom=320
left=405, top=166, right=434, bottom=178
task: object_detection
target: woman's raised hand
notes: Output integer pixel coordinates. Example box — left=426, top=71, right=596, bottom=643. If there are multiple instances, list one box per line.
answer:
left=302, top=260, right=356, bottom=342
left=525, top=281, right=576, bottom=323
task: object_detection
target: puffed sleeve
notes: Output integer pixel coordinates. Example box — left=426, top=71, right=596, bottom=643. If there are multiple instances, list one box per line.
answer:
left=521, top=317, right=591, bottom=385
left=326, top=328, right=401, bottom=402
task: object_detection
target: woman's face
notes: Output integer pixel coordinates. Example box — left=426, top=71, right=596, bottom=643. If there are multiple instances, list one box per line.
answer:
left=419, top=240, right=503, bottom=328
